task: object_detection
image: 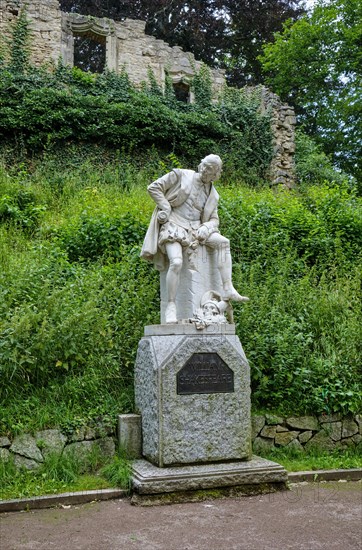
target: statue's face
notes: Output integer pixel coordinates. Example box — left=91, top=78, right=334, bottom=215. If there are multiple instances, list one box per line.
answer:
left=202, top=302, right=219, bottom=318
left=200, top=162, right=222, bottom=184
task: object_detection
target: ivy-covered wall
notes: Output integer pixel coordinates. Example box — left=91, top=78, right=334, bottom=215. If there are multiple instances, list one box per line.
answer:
left=0, top=0, right=296, bottom=186
left=0, top=0, right=62, bottom=66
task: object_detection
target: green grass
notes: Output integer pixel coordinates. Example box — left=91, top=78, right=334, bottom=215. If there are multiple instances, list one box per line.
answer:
left=0, top=473, right=113, bottom=501
left=2, top=446, right=361, bottom=501
left=0, top=452, right=131, bottom=501
left=261, top=446, right=362, bottom=472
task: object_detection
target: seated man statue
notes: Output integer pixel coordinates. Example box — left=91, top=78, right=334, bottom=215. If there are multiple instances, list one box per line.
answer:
left=141, top=154, right=248, bottom=324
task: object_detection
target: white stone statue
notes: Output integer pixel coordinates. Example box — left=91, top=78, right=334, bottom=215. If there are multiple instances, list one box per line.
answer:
left=141, top=154, right=249, bottom=324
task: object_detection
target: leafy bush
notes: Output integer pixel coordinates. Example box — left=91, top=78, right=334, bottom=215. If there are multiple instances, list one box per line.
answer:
left=295, top=130, right=352, bottom=188
left=220, top=184, right=362, bottom=414
left=0, top=24, right=272, bottom=184
left=0, top=178, right=46, bottom=229
left=0, top=154, right=361, bottom=437
left=57, top=213, right=148, bottom=262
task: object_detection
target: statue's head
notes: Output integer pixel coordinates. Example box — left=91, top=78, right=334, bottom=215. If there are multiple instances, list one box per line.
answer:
left=198, top=154, right=222, bottom=183
left=199, top=290, right=228, bottom=322
left=201, top=300, right=220, bottom=319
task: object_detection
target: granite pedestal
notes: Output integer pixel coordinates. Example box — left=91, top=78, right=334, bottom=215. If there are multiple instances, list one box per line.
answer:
left=133, top=325, right=287, bottom=497
left=135, top=324, right=251, bottom=467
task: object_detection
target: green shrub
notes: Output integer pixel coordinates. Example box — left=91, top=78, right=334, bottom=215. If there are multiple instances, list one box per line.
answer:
left=0, top=90, right=361, bottom=434
left=57, top=213, right=147, bottom=262
left=0, top=53, right=272, bottom=183
left=295, top=130, right=353, bottom=188
left=0, top=185, right=46, bottom=229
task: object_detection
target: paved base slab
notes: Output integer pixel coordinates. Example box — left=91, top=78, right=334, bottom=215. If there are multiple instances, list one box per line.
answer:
left=132, top=456, right=287, bottom=496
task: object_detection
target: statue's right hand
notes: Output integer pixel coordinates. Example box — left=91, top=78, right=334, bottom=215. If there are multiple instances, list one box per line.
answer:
left=157, top=210, right=169, bottom=224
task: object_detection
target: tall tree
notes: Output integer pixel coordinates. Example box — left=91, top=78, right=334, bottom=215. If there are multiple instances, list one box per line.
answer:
left=59, top=0, right=305, bottom=84
left=260, top=0, right=362, bottom=180
left=224, top=0, right=305, bottom=86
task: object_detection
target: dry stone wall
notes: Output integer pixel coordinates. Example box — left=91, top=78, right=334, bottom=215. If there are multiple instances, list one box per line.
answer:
left=252, top=413, right=361, bottom=454
left=1, top=0, right=296, bottom=185
left=1, top=413, right=360, bottom=471
left=0, top=421, right=116, bottom=470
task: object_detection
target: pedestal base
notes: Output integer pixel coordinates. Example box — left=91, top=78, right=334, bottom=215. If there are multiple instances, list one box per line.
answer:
left=132, top=456, right=288, bottom=497
left=135, top=330, right=251, bottom=467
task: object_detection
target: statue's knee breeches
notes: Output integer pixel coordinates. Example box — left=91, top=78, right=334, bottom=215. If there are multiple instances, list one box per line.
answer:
left=169, top=257, right=183, bottom=272
left=206, top=234, right=230, bottom=250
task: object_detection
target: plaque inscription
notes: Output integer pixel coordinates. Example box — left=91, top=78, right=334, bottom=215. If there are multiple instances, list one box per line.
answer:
left=177, top=353, right=234, bottom=395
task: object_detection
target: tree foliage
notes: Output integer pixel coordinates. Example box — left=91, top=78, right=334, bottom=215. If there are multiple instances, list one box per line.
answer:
left=59, top=0, right=305, bottom=86
left=223, top=0, right=305, bottom=86
left=260, top=0, right=362, bottom=181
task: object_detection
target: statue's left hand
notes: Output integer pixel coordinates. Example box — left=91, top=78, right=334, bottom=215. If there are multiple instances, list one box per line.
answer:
left=197, top=226, right=209, bottom=242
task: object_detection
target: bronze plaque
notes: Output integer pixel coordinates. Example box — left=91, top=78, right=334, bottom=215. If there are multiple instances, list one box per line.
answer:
left=177, top=353, right=234, bottom=395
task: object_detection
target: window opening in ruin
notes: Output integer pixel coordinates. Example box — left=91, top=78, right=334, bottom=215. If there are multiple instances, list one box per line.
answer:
left=73, top=31, right=106, bottom=73
left=173, top=82, right=190, bottom=103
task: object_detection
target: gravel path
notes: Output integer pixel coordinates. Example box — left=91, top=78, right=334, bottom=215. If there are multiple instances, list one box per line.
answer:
left=1, top=481, right=361, bottom=550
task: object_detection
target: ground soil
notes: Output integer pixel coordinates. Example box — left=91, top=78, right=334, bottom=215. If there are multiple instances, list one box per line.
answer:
left=1, top=481, right=361, bottom=550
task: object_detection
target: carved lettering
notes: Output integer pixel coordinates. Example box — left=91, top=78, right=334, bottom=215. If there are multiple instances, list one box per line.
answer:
left=177, top=353, right=234, bottom=395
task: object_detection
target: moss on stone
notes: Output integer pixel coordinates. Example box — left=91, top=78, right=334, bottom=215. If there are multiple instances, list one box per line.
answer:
left=130, top=482, right=288, bottom=506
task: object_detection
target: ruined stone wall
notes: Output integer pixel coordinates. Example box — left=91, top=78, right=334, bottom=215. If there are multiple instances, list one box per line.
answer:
left=261, top=88, right=296, bottom=188
left=60, top=14, right=225, bottom=97
left=1, top=1, right=224, bottom=96
left=0, top=0, right=62, bottom=65
left=113, top=18, right=225, bottom=97
left=0, top=0, right=296, bottom=185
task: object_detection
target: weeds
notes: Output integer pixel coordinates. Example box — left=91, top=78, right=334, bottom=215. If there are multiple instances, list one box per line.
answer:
left=0, top=454, right=112, bottom=501
left=260, top=445, right=362, bottom=472
left=0, top=444, right=131, bottom=501
left=100, top=455, right=132, bottom=492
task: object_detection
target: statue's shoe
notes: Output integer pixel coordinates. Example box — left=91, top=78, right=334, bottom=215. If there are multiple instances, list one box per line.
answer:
left=165, top=302, right=177, bottom=324
left=223, top=288, right=250, bottom=302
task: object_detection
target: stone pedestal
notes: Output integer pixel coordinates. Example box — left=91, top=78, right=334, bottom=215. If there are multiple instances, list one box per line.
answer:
left=133, top=324, right=288, bottom=498
left=160, top=245, right=223, bottom=323
left=134, top=325, right=251, bottom=468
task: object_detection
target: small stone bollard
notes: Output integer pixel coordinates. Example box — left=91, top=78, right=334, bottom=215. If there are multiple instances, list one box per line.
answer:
left=118, top=414, right=142, bottom=459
